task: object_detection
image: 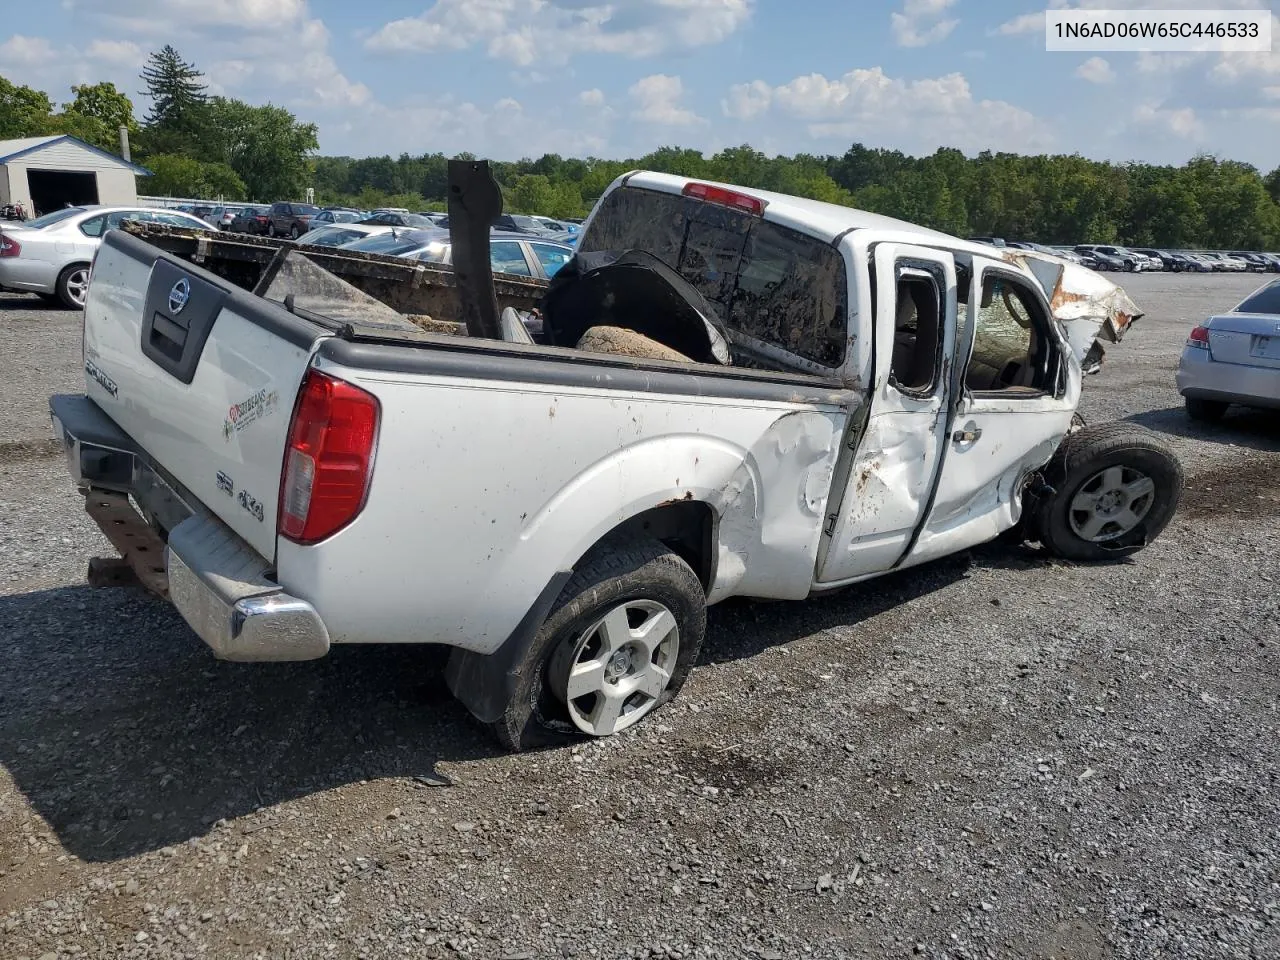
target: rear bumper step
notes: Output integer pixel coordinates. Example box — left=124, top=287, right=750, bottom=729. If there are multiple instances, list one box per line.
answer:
left=50, top=393, right=331, bottom=662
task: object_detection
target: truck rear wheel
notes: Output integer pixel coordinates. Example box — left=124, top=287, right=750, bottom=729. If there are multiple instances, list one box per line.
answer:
left=1033, top=423, right=1182, bottom=562
left=491, top=537, right=706, bottom=752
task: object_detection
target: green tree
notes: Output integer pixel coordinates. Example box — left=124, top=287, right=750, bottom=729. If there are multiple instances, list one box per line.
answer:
left=507, top=174, right=558, bottom=214
left=67, top=82, right=138, bottom=135
left=141, top=153, right=245, bottom=199
left=201, top=97, right=318, bottom=200
left=0, top=75, right=54, bottom=139
left=139, top=45, right=207, bottom=127
left=1266, top=166, right=1280, bottom=205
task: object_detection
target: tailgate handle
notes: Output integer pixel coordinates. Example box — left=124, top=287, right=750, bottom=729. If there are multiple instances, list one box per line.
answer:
left=140, top=259, right=227, bottom=385
left=150, top=311, right=190, bottom=350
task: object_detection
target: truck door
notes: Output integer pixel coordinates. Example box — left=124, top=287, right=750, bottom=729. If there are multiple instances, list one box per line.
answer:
left=903, top=257, right=1076, bottom=568
left=816, top=244, right=956, bottom=584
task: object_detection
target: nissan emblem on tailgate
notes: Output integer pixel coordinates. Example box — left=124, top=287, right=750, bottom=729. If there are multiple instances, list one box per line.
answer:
left=168, top=277, right=190, bottom=314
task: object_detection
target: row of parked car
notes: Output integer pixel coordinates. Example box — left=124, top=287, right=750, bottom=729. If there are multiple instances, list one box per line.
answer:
left=172, top=202, right=581, bottom=245
left=0, top=198, right=584, bottom=310
left=969, top=237, right=1280, bottom=273
left=288, top=220, right=579, bottom=282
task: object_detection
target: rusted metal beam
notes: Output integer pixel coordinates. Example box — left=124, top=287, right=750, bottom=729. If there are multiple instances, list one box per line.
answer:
left=447, top=159, right=504, bottom=340
left=83, top=491, right=170, bottom=598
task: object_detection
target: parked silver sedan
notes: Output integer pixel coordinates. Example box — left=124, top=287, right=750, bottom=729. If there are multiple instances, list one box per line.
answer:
left=293, top=223, right=395, bottom=247
left=1177, top=277, right=1280, bottom=420
left=0, top=205, right=215, bottom=308
left=340, top=228, right=575, bottom=279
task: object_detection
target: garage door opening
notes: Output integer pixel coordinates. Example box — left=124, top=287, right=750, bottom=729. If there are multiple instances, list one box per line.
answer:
left=27, top=170, right=99, bottom=216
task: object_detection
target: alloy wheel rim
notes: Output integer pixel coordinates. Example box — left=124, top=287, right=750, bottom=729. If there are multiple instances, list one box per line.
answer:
left=66, top=269, right=89, bottom=307
left=1068, top=465, right=1156, bottom=542
left=558, top=599, right=679, bottom=737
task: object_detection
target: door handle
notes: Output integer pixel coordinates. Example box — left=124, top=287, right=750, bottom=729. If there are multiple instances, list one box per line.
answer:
left=952, top=426, right=982, bottom=443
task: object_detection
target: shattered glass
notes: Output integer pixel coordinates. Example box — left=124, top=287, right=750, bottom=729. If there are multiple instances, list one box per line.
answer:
left=579, top=186, right=848, bottom=368
left=259, top=251, right=426, bottom=333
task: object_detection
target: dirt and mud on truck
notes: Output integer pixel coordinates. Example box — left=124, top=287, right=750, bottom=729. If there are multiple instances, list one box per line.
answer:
left=51, top=160, right=1182, bottom=751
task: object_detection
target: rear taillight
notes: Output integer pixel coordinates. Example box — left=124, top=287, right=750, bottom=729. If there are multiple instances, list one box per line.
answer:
left=255, top=216, right=268, bottom=223
left=0, top=234, right=20, bottom=257
left=682, top=181, right=765, bottom=216
left=1187, top=325, right=1210, bottom=348
left=279, top=370, right=380, bottom=544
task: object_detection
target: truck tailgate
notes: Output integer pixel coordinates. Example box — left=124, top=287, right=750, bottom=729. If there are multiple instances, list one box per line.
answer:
left=83, top=229, right=329, bottom=560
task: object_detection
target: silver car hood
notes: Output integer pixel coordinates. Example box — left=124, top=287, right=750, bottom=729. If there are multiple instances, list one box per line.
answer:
left=1002, top=249, right=1142, bottom=373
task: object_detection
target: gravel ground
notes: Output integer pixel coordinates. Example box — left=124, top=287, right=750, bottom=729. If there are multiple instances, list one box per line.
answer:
left=1, top=275, right=1277, bottom=960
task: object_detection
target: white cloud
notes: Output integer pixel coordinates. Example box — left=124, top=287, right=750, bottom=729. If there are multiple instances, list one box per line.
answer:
left=629, top=74, right=703, bottom=126
left=332, top=95, right=612, bottom=160
left=993, top=11, right=1043, bottom=36
left=728, top=67, right=1052, bottom=154
left=890, top=0, right=958, bottom=47
left=1208, top=14, right=1280, bottom=82
left=65, top=0, right=308, bottom=29
left=85, top=39, right=143, bottom=66
left=722, top=79, right=772, bottom=119
left=0, top=35, right=56, bottom=65
left=1075, top=56, right=1114, bottom=84
left=364, top=0, right=752, bottom=66
left=1135, top=51, right=1206, bottom=74
left=578, top=88, right=606, bottom=107
left=1133, top=103, right=1204, bottom=139
left=63, top=0, right=370, bottom=111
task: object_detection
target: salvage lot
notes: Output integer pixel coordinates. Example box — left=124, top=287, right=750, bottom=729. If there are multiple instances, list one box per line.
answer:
left=0, top=273, right=1277, bottom=959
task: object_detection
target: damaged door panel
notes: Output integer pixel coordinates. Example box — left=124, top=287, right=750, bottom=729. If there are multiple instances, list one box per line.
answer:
left=817, top=243, right=958, bottom=585
left=905, top=257, right=1078, bottom=567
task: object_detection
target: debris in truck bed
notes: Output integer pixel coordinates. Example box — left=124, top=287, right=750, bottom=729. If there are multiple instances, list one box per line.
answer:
left=540, top=249, right=732, bottom=365
left=576, top=325, right=694, bottom=363
left=258, top=251, right=423, bottom=333
left=119, top=219, right=545, bottom=324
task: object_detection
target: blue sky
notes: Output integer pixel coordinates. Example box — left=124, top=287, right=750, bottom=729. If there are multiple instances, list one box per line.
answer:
left=2, top=0, right=1278, bottom=167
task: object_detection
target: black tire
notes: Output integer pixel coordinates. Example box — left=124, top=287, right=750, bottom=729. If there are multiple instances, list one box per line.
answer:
left=1185, top=396, right=1229, bottom=422
left=289, top=225, right=300, bottom=240
left=267, top=223, right=277, bottom=237
left=55, top=263, right=91, bottom=309
left=490, top=537, right=706, bottom=752
left=1033, top=423, right=1183, bottom=562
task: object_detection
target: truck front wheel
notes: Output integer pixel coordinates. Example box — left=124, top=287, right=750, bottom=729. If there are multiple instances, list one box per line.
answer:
left=491, top=537, right=706, bottom=752
left=1033, top=423, right=1183, bottom=561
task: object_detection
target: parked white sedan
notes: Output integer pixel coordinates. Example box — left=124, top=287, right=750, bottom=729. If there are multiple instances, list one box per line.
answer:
left=0, top=205, right=214, bottom=308
left=1177, top=277, right=1280, bottom=420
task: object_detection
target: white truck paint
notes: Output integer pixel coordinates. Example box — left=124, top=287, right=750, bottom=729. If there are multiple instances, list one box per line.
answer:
left=52, top=168, right=1163, bottom=748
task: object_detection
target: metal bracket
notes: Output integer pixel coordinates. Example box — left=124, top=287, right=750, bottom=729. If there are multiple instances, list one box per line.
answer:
left=84, top=490, right=170, bottom=598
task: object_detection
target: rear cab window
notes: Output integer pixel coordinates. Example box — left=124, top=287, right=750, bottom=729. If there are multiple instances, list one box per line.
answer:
left=578, top=184, right=848, bottom=370
left=1236, top=281, right=1280, bottom=315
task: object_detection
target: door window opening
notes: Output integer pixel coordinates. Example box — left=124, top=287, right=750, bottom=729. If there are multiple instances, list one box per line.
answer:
left=889, top=270, right=942, bottom=395
left=966, top=272, right=1056, bottom=395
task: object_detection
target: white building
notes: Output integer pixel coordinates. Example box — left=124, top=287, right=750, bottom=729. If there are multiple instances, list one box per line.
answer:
left=0, top=135, right=151, bottom=217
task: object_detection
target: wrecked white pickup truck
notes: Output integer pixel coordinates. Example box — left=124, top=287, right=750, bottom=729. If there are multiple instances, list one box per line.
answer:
left=50, top=161, right=1182, bottom=750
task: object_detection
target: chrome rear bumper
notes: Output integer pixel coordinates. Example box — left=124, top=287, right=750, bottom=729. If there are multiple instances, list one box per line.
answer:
left=50, top=393, right=330, bottom=661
